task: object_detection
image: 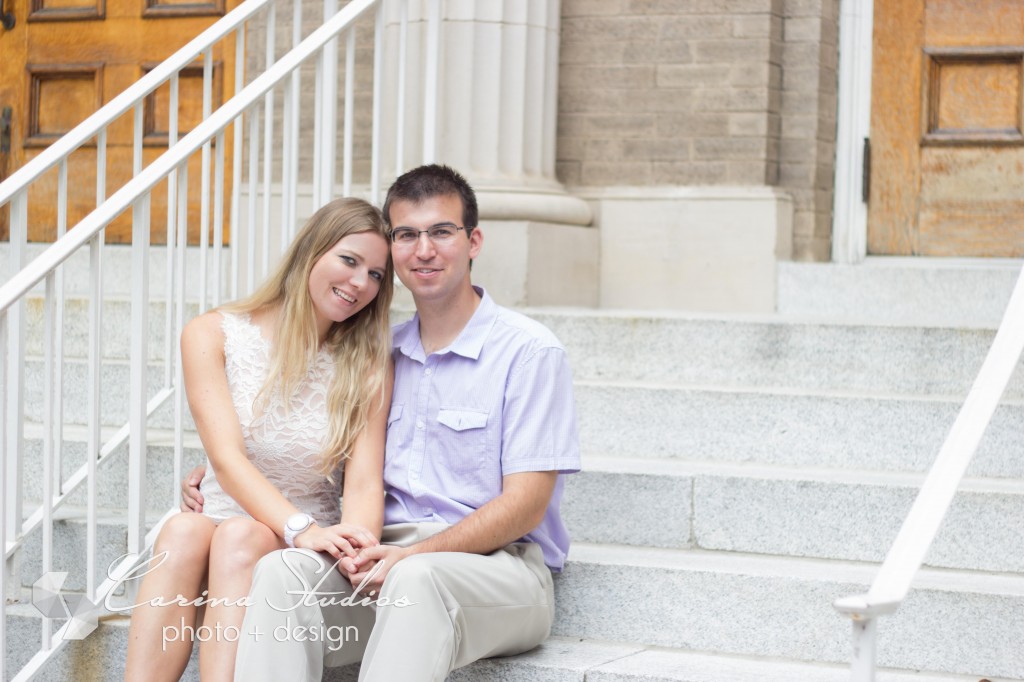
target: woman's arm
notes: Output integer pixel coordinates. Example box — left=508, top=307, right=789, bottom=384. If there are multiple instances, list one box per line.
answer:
left=181, top=312, right=372, bottom=559
left=335, top=361, right=391, bottom=573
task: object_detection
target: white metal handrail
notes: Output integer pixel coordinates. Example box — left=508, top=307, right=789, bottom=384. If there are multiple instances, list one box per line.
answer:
left=0, top=0, right=445, bottom=678
left=834, top=262, right=1024, bottom=680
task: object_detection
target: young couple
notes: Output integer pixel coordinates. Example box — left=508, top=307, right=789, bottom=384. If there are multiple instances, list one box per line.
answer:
left=124, top=164, right=581, bottom=682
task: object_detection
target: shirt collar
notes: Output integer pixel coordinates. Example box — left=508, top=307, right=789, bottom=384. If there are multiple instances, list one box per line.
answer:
left=395, top=286, right=497, bottom=362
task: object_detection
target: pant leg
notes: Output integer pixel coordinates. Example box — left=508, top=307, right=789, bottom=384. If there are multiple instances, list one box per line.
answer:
left=233, top=548, right=376, bottom=682
left=357, top=541, right=554, bottom=682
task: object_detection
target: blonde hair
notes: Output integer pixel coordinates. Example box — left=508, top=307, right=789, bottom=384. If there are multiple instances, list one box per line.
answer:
left=222, top=197, right=393, bottom=476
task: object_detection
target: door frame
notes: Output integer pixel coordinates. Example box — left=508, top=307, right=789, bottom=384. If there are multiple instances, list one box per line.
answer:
left=832, top=0, right=874, bottom=264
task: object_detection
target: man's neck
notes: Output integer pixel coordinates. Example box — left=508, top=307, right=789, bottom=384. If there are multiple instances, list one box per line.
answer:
left=414, top=285, right=482, bottom=356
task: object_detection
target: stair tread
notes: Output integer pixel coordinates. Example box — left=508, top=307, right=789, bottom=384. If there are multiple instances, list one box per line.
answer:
left=566, top=543, right=1024, bottom=594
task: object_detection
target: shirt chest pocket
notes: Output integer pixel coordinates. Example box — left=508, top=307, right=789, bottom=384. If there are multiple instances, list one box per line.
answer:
left=435, top=407, right=489, bottom=471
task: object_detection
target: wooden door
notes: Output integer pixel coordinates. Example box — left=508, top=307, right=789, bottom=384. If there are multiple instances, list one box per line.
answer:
left=869, top=0, right=1024, bottom=257
left=0, top=0, right=237, bottom=244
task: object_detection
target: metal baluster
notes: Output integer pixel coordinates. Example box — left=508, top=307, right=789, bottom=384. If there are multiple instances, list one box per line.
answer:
left=200, top=49, right=214, bottom=313
left=342, top=28, right=355, bottom=197
left=261, top=3, right=275, bottom=275
left=128, top=189, right=151, bottom=557
left=165, top=74, right=179, bottom=388
left=371, top=2, right=383, bottom=203
left=87, top=128, right=108, bottom=601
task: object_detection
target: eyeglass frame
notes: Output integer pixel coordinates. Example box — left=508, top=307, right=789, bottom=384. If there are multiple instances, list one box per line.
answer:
left=389, top=224, right=475, bottom=246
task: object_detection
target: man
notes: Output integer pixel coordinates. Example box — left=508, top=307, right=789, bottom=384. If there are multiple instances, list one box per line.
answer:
left=183, top=164, right=580, bottom=681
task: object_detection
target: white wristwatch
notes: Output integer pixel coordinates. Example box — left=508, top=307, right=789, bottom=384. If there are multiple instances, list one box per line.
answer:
left=284, top=513, right=316, bottom=548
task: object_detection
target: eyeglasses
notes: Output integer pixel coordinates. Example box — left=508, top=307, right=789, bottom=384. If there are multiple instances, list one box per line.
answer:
left=390, top=225, right=471, bottom=246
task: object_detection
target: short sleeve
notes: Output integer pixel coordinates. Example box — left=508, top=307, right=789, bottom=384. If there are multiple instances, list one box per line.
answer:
left=500, top=346, right=582, bottom=475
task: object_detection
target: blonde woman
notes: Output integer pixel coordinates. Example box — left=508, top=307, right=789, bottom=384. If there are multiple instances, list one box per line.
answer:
left=124, top=198, right=393, bottom=682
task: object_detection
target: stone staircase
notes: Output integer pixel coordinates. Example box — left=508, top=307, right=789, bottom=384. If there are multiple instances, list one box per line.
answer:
left=5, top=255, right=1024, bottom=681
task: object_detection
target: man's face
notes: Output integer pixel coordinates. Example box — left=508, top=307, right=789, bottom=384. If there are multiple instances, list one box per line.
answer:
left=388, top=193, right=482, bottom=304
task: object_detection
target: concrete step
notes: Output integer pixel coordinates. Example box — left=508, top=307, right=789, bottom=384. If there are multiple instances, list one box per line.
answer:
left=527, top=309, right=1024, bottom=399
left=17, top=511, right=165, bottom=595
left=575, top=381, right=1024, bottom=478
left=17, top=451, right=1022, bottom=594
left=18, top=424, right=206, bottom=513
left=18, top=302, right=1024, bottom=400
left=21, top=358, right=193, bottom=429
left=553, top=543, right=1024, bottom=679
left=22, top=295, right=197, bottom=363
left=0, top=243, right=231, bottom=299
left=563, top=456, right=1024, bottom=573
left=778, top=259, right=1021, bottom=329
left=3, top=609, right=999, bottom=682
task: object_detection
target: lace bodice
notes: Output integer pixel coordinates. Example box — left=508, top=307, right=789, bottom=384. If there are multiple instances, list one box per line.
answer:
left=199, top=311, right=341, bottom=526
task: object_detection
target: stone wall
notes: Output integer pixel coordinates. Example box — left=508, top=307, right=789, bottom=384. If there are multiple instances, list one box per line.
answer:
left=244, top=1, right=377, bottom=184
left=556, top=0, right=840, bottom=261
left=242, top=0, right=842, bottom=262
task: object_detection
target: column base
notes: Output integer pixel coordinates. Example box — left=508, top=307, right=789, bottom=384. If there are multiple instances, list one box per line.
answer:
left=579, top=186, right=794, bottom=314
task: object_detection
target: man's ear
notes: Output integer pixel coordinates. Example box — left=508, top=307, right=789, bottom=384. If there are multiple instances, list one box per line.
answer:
left=468, top=226, right=483, bottom=260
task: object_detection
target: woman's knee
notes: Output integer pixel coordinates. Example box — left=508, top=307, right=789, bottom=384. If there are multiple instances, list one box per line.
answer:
left=152, top=513, right=216, bottom=567
left=210, top=517, right=279, bottom=572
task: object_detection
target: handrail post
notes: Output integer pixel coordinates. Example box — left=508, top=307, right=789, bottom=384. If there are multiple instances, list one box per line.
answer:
left=849, top=616, right=877, bottom=682
left=0, top=311, right=5, bottom=681
left=4, top=190, right=26, bottom=600
left=320, top=0, right=338, bottom=202
left=128, top=191, right=151, bottom=559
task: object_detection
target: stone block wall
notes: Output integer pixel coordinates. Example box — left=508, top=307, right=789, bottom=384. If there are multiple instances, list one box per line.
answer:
left=778, top=0, right=840, bottom=261
left=557, top=0, right=840, bottom=261
left=245, top=2, right=377, bottom=184
left=240, top=0, right=842, bottom=262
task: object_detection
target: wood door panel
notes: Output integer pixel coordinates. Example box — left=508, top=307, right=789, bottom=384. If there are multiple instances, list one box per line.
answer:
left=869, top=0, right=1024, bottom=257
left=25, top=63, right=104, bottom=146
left=2, top=0, right=238, bottom=244
left=867, top=0, right=923, bottom=256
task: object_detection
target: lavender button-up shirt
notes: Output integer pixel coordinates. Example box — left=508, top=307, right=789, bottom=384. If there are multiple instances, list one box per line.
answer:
left=382, top=287, right=581, bottom=570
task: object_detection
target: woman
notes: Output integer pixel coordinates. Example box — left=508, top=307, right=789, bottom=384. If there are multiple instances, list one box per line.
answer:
left=124, top=198, right=393, bottom=681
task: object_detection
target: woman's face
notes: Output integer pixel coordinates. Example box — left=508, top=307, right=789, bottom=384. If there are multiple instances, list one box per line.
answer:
left=307, top=231, right=390, bottom=337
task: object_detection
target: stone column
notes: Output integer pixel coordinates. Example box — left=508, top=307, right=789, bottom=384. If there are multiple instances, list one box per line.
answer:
left=380, top=0, right=597, bottom=306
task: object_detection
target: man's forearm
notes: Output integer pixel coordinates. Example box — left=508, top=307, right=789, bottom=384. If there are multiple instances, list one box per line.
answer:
left=407, top=471, right=556, bottom=557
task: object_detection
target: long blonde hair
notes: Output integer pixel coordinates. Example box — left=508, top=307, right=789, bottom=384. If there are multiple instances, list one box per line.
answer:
left=222, top=197, right=393, bottom=476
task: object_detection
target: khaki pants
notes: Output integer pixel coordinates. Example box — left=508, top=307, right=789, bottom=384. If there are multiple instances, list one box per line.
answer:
left=234, top=523, right=555, bottom=682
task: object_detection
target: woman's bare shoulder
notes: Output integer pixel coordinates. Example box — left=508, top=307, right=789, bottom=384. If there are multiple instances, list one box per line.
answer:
left=181, top=310, right=228, bottom=354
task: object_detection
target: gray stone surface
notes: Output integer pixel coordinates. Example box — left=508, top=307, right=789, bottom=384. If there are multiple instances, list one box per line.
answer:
left=778, top=260, right=1021, bottom=329
left=554, top=544, right=1024, bottom=678
left=562, top=466, right=692, bottom=549
left=529, top=310, right=1024, bottom=400
left=0, top=243, right=232, bottom=299
left=19, top=433, right=206, bottom=513
left=587, top=647, right=985, bottom=681
left=693, top=471, right=1024, bottom=572
left=22, top=359, right=196, bottom=429
left=575, top=382, right=1024, bottom=478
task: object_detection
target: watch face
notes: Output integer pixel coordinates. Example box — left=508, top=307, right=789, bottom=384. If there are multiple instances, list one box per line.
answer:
left=287, top=514, right=311, bottom=531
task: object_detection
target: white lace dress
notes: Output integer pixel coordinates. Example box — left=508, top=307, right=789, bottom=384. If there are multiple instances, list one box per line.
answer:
left=199, top=311, right=341, bottom=526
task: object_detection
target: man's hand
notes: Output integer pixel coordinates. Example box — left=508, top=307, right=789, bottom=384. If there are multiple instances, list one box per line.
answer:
left=348, top=544, right=412, bottom=592
left=294, top=522, right=380, bottom=564
left=180, top=465, right=207, bottom=512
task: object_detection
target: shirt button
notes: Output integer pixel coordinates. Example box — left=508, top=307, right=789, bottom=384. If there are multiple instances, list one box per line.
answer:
left=416, top=420, right=425, bottom=429
left=424, top=368, right=433, bottom=376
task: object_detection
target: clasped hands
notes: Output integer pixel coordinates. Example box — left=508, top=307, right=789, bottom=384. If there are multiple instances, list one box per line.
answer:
left=179, top=465, right=408, bottom=592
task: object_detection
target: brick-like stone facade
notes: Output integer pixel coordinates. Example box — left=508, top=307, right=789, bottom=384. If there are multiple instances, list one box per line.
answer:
left=557, top=0, right=840, bottom=261
left=245, top=5, right=377, bottom=183
left=246, top=0, right=841, bottom=261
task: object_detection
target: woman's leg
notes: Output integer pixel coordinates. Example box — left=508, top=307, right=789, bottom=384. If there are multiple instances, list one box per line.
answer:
left=124, top=512, right=217, bottom=682
left=199, top=516, right=282, bottom=682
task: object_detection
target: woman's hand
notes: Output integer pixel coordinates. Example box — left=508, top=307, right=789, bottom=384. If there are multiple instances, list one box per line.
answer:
left=292, top=523, right=379, bottom=564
